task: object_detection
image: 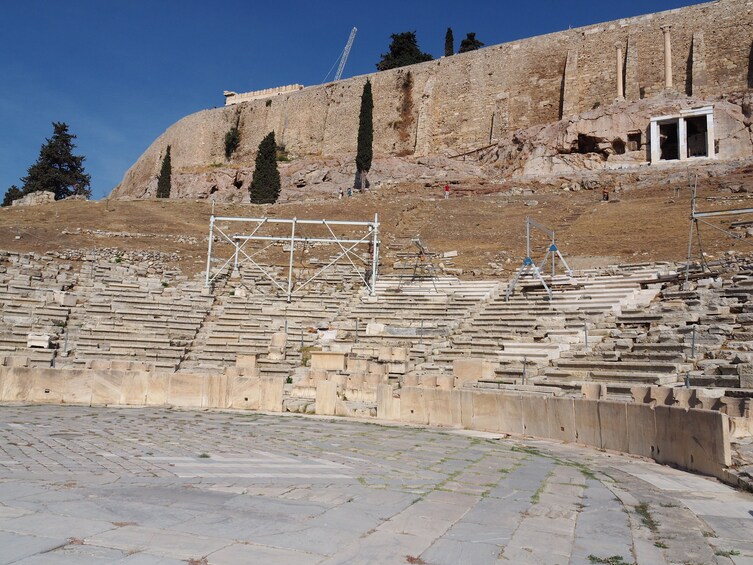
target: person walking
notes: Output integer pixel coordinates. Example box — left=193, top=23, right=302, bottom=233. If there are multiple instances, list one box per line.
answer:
left=602, top=186, right=609, bottom=202
left=444, top=184, right=450, bottom=199
left=338, top=188, right=344, bottom=200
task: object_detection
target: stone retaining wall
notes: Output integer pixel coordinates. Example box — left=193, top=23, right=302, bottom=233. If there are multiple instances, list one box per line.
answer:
left=386, top=385, right=732, bottom=481
left=0, top=367, right=283, bottom=412
left=3, top=365, right=732, bottom=484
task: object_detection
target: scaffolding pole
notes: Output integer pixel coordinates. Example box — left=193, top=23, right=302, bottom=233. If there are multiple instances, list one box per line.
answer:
left=505, top=217, right=572, bottom=301
left=205, top=213, right=380, bottom=298
left=684, top=173, right=753, bottom=289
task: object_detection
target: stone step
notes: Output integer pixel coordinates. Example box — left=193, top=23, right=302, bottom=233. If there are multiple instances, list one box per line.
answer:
left=620, top=352, right=686, bottom=362
left=588, top=371, right=680, bottom=385
left=631, top=342, right=689, bottom=353
left=555, top=359, right=683, bottom=374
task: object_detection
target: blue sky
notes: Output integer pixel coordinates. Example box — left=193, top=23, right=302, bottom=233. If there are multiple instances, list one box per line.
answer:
left=1, top=0, right=702, bottom=200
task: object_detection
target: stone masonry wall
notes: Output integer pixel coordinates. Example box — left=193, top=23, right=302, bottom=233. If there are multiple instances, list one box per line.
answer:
left=113, top=0, right=753, bottom=197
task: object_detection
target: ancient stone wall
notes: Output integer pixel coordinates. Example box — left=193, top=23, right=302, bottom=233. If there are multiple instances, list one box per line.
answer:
left=113, top=0, right=753, bottom=197
left=224, top=84, right=304, bottom=105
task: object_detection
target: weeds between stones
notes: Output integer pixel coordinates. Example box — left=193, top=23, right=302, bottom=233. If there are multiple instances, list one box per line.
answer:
left=635, top=502, right=659, bottom=532
left=587, top=556, right=633, bottom=565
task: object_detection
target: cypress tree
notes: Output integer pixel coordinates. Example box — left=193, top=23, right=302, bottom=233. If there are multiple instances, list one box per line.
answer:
left=444, top=28, right=454, bottom=57
left=249, top=132, right=281, bottom=204
left=156, top=145, right=172, bottom=198
left=224, top=114, right=241, bottom=159
left=355, top=79, right=374, bottom=191
left=458, top=32, right=484, bottom=53
left=20, top=122, right=91, bottom=200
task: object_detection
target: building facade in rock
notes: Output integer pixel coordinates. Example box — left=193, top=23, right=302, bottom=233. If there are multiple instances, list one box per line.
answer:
left=113, top=0, right=753, bottom=198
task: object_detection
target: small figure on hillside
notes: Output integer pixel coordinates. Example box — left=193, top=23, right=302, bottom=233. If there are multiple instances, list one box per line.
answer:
left=338, top=188, right=344, bottom=200
left=602, top=186, right=609, bottom=202
left=444, top=184, right=450, bottom=199
left=347, top=187, right=352, bottom=197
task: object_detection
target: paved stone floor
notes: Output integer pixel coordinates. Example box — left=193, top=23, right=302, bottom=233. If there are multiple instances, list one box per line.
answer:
left=0, top=406, right=752, bottom=565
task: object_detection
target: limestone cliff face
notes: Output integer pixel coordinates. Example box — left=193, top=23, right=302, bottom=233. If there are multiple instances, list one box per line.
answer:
left=482, top=95, right=753, bottom=177
left=111, top=0, right=753, bottom=200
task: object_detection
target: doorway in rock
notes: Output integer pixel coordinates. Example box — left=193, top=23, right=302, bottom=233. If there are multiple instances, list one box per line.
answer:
left=686, top=116, right=709, bottom=158
left=659, top=121, right=679, bottom=161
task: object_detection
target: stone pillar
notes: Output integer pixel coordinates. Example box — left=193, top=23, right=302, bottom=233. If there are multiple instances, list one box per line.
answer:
left=615, top=42, right=624, bottom=100
left=625, top=37, right=640, bottom=100
left=707, top=111, right=716, bottom=158
left=561, top=49, right=580, bottom=118
left=661, top=25, right=673, bottom=90
left=678, top=117, right=688, bottom=160
left=650, top=120, right=661, bottom=163
left=691, top=32, right=708, bottom=97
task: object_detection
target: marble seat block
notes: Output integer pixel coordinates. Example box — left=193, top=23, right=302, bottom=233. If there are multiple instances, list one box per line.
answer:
left=310, top=351, right=347, bottom=372
left=27, top=333, right=51, bottom=349
left=236, top=355, right=257, bottom=370
left=5, top=356, right=29, bottom=368
left=268, top=332, right=287, bottom=361
left=260, top=377, right=284, bottom=411
left=403, top=374, right=419, bottom=387
left=453, top=358, right=495, bottom=387
left=315, top=381, right=337, bottom=415
left=53, top=290, right=77, bottom=307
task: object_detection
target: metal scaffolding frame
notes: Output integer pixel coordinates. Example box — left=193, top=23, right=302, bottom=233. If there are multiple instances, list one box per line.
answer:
left=684, top=176, right=753, bottom=289
left=398, top=238, right=440, bottom=293
left=505, top=217, right=572, bottom=301
left=205, top=213, right=380, bottom=301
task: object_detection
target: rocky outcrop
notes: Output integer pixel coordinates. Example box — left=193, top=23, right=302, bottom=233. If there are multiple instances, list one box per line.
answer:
left=481, top=95, right=753, bottom=177
left=111, top=154, right=488, bottom=202
left=12, top=191, right=56, bottom=207
left=111, top=94, right=753, bottom=202
left=109, top=0, right=753, bottom=201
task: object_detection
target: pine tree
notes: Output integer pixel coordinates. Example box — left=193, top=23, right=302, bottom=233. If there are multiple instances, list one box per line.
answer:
left=2, top=185, right=23, bottom=207
left=20, top=122, right=91, bottom=200
left=376, top=32, right=433, bottom=71
left=356, top=79, right=374, bottom=191
left=249, top=132, right=281, bottom=204
left=444, top=28, right=454, bottom=57
left=458, top=32, right=484, bottom=54
left=156, top=145, right=172, bottom=198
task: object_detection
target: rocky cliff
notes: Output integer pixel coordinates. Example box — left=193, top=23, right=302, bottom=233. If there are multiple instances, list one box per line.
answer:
left=110, top=0, right=753, bottom=201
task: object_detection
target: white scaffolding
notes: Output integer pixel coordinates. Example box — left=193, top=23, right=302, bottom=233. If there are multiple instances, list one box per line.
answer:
left=684, top=176, right=753, bottom=288
left=505, top=217, right=572, bottom=301
left=205, top=213, right=380, bottom=301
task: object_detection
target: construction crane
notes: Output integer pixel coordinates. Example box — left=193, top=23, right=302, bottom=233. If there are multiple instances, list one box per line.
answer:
left=334, top=27, right=357, bottom=82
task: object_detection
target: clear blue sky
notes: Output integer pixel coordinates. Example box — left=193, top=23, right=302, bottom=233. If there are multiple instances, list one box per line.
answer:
left=1, top=0, right=703, bottom=200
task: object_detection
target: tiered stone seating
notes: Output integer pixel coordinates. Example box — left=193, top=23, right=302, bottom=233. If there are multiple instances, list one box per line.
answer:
left=63, top=264, right=213, bottom=371
left=541, top=270, right=753, bottom=389
left=324, top=276, right=499, bottom=377
left=0, top=253, right=76, bottom=366
left=181, top=266, right=357, bottom=377
left=423, top=268, right=663, bottom=383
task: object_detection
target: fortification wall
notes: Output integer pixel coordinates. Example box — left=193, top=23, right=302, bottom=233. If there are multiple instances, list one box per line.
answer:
left=224, top=84, right=304, bottom=105
left=113, top=0, right=753, bottom=198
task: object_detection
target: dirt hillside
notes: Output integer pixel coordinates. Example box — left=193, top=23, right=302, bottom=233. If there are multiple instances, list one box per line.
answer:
left=4, top=168, right=753, bottom=279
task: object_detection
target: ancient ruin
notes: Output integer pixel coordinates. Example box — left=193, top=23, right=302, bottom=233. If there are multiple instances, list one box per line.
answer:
left=113, top=0, right=753, bottom=201
left=3, top=0, right=753, bottom=561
